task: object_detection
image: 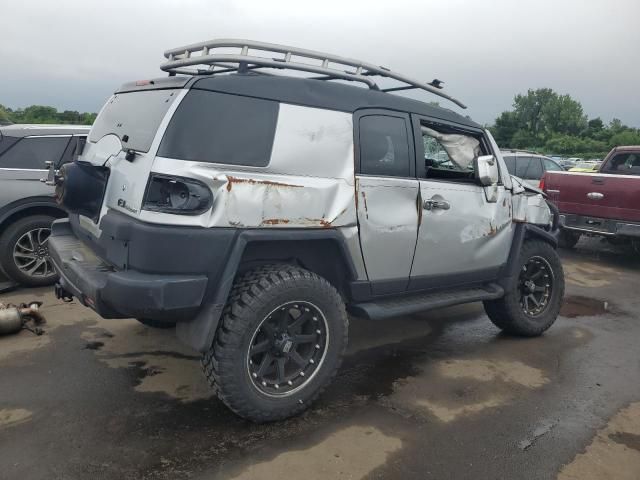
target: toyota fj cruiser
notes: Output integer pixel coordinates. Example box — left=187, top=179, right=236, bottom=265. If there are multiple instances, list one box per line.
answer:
left=48, top=39, right=564, bottom=422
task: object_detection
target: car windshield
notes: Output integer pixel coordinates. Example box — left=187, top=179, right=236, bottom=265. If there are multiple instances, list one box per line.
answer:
left=89, top=90, right=178, bottom=153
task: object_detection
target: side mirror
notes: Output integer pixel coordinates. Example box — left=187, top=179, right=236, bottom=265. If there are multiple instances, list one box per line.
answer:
left=475, top=155, right=499, bottom=186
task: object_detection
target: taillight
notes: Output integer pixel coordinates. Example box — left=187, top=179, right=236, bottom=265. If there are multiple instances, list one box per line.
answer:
left=539, top=176, right=545, bottom=191
left=142, top=174, right=212, bottom=215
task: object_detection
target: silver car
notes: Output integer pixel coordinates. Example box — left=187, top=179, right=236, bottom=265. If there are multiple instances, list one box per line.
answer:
left=0, top=124, right=89, bottom=286
left=47, top=39, right=564, bottom=422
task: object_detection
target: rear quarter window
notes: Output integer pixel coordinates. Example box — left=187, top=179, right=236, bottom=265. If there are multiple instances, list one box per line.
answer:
left=502, top=155, right=516, bottom=174
left=158, top=90, right=279, bottom=167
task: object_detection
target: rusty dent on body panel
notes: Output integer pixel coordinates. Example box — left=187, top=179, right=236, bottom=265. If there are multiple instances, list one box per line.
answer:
left=261, top=218, right=331, bottom=227
left=225, top=175, right=304, bottom=192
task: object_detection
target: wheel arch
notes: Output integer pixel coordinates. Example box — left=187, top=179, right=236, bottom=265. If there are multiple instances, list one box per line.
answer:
left=498, top=222, right=559, bottom=293
left=177, top=229, right=359, bottom=353
left=0, top=198, right=66, bottom=236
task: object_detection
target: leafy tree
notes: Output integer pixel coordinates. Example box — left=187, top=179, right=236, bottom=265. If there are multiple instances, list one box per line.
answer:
left=0, top=104, right=11, bottom=125
left=0, top=104, right=96, bottom=125
left=610, top=130, right=640, bottom=147
left=489, top=89, right=638, bottom=157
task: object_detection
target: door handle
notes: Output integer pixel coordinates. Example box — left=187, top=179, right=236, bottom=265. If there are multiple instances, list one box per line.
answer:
left=587, top=192, right=604, bottom=200
left=592, top=177, right=605, bottom=185
left=423, top=199, right=450, bottom=210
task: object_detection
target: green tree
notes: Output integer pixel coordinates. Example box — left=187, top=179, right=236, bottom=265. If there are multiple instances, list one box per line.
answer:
left=610, top=130, right=640, bottom=147
left=0, top=104, right=11, bottom=125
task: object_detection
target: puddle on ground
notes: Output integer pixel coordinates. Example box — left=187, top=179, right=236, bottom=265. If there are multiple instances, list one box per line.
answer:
left=561, top=296, right=609, bottom=318
left=558, top=402, right=640, bottom=479
left=81, top=318, right=213, bottom=402
left=386, top=357, right=549, bottom=423
left=226, top=425, right=402, bottom=480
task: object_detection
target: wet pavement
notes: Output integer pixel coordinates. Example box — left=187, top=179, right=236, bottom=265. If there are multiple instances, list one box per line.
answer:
left=1, top=237, right=640, bottom=479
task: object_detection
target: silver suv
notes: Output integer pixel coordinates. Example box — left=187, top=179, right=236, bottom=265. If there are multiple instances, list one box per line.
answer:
left=501, top=150, right=564, bottom=187
left=48, top=40, right=564, bottom=422
left=0, top=124, right=89, bottom=286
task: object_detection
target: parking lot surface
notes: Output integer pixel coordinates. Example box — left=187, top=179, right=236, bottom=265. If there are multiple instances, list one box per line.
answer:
left=1, top=238, right=640, bottom=479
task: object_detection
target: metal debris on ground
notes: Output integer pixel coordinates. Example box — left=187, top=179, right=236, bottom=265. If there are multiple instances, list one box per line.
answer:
left=0, top=301, right=45, bottom=336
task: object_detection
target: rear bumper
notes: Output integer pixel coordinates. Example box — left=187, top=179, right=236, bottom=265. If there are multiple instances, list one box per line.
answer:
left=560, top=214, right=640, bottom=238
left=49, top=218, right=210, bottom=320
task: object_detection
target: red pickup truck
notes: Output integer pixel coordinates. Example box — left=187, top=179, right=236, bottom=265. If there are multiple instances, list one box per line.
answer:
left=541, top=146, right=640, bottom=252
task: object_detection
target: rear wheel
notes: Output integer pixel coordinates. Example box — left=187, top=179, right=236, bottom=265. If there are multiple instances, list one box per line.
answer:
left=0, top=215, right=58, bottom=287
left=484, top=240, right=564, bottom=336
left=202, top=264, right=348, bottom=422
left=558, top=229, right=580, bottom=249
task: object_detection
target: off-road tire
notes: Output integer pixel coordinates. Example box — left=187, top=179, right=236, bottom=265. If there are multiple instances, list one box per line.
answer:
left=484, top=240, right=564, bottom=336
left=558, top=229, right=580, bottom=249
left=0, top=215, right=58, bottom=287
left=202, top=264, right=348, bottom=422
left=136, top=318, right=176, bottom=329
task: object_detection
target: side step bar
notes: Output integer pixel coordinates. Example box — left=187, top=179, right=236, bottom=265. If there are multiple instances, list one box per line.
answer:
left=348, top=284, right=504, bottom=320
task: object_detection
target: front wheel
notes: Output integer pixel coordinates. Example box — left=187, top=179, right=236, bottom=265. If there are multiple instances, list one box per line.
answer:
left=202, top=264, right=348, bottom=422
left=484, top=240, right=564, bottom=336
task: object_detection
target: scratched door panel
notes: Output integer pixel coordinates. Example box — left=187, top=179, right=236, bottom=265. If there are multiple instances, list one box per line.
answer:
left=355, top=176, right=419, bottom=286
left=410, top=181, right=512, bottom=282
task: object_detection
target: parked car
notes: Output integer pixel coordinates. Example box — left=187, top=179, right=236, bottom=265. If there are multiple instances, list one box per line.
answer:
left=501, top=150, right=564, bottom=186
left=558, top=159, right=576, bottom=170
left=48, top=39, right=563, bottom=422
left=568, top=161, right=601, bottom=173
left=0, top=124, right=89, bottom=286
left=541, top=145, right=640, bottom=251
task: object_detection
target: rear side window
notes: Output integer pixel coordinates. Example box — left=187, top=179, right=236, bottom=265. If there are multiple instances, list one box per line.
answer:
left=602, top=153, right=640, bottom=175
left=90, top=90, right=178, bottom=153
left=516, top=157, right=543, bottom=179
left=359, top=115, right=410, bottom=177
left=0, top=137, right=69, bottom=169
left=60, top=136, right=87, bottom=166
left=543, top=158, right=563, bottom=172
left=524, top=157, right=543, bottom=179
left=503, top=155, right=516, bottom=174
left=0, top=135, right=20, bottom=155
left=158, top=90, right=279, bottom=167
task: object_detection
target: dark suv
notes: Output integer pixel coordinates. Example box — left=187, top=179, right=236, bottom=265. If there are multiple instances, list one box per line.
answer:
left=0, top=124, right=89, bottom=286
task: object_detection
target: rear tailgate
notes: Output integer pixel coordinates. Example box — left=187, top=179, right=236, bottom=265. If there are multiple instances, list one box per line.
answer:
left=544, top=171, right=640, bottom=222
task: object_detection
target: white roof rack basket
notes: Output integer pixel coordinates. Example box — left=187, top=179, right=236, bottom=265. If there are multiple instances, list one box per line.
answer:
left=161, top=39, right=467, bottom=109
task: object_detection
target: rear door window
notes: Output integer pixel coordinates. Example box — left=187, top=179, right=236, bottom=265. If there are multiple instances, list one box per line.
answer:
left=0, top=136, right=69, bottom=169
left=158, top=90, right=279, bottom=167
left=359, top=115, right=411, bottom=177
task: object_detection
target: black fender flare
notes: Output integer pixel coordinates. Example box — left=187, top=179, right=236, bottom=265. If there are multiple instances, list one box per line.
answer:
left=499, top=221, right=559, bottom=293
left=176, top=229, right=358, bottom=352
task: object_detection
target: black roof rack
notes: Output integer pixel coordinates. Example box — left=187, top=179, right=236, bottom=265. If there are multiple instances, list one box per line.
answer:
left=161, top=39, right=467, bottom=109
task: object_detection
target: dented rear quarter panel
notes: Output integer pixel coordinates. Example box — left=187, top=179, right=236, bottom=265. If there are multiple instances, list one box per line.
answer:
left=142, top=104, right=356, bottom=230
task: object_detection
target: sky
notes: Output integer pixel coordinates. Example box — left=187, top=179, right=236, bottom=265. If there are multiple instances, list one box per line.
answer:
left=1, top=0, right=639, bottom=127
